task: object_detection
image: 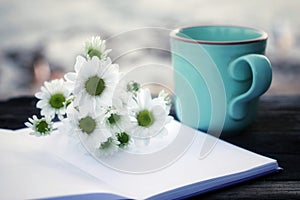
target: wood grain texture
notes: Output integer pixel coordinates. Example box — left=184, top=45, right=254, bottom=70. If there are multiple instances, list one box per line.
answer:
left=0, top=95, right=299, bottom=199
left=199, top=95, right=300, bottom=199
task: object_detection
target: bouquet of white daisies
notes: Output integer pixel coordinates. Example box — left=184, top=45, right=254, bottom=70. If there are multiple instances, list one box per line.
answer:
left=25, top=36, right=172, bottom=156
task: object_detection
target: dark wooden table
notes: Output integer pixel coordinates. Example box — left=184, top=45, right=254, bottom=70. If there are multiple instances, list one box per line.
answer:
left=0, top=95, right=299, bottom=199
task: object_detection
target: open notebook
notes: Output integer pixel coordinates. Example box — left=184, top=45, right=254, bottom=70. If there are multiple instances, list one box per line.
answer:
left=0, top=120, right=279, bottom=200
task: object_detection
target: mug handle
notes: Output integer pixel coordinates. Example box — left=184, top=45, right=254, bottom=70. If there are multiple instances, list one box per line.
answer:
left=228, top=54, right=272, bottom=120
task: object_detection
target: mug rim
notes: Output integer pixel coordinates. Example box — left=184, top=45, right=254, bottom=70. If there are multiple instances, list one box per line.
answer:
left=170, top=25, right=268, bottom=45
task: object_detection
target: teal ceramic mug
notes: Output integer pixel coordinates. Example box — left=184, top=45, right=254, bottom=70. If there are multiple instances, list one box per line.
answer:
left=170, top=25, right=272, bottom=136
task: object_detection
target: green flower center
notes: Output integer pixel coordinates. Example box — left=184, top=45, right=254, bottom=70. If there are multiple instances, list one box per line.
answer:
left=87, top=48, right=102, bottom=59
left=36, top=119, right=49, bottom=134
left=117, top=132, right=130, bottom=147
left=85, top=76, right=105, bottom=96
left=137, top=109, right=154, bottom=127
left=79, top=116, right=96, bottom=134
left=108, top=113, right=120, bottom=125
left=49, top=93, right=65, bottom=109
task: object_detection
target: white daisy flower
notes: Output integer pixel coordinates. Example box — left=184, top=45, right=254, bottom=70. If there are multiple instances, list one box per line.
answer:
left=116, top=132, right=132, bottom=149
left=72, top=56, right=119, bottom=109
left=128, top=88, right=173, bottom=139
left=98, top=135, right=120, bottom=157
left=25, top=115, right=53, bottom=136
left=66, top=106, right=112, bottom=149
left=85, top=36, right=111, bottom=60
left=35, top=79, right=71, bottom=120
left=104, top=106, right=133, bottom=134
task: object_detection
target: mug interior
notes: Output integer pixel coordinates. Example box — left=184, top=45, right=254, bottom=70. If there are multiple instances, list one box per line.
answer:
left=171, top=26, right=267, bottom=44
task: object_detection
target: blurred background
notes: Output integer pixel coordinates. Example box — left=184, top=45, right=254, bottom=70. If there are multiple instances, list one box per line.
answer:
left=0, top=0, right=299, bottom=100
